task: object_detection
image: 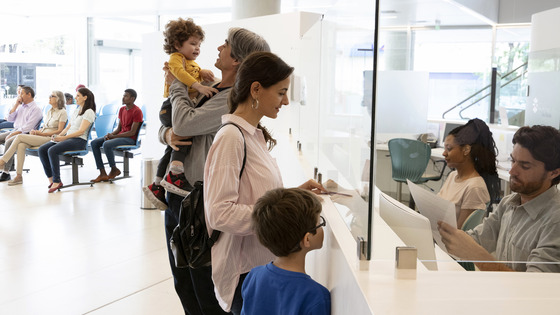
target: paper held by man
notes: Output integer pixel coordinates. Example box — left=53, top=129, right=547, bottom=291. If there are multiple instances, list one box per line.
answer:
left=407, top=180, right=457, bottom=256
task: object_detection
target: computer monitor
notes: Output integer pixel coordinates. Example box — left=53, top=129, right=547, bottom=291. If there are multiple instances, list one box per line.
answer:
left=379, top=192, right=438, bottom=270
left=439, top=122, right=465, bottom=147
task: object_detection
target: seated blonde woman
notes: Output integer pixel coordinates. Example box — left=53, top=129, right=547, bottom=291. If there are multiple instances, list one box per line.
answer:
left=0, top=90, right=68, bottom=186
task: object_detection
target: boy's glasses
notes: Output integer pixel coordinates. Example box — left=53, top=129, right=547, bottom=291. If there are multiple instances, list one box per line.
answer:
left=288, top=216, right=326, bottom=254
left=309, top=216, right=326, bottom=233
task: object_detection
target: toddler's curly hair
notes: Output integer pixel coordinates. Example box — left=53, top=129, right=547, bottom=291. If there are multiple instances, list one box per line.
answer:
left=163, top=18, right=204, bottom=54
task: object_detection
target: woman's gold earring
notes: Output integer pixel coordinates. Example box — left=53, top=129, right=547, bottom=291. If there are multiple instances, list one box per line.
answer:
left=252, top=99, right=259, bottom=110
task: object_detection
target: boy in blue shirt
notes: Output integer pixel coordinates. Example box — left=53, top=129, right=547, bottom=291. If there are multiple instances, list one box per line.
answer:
left=242, top=188, right=331, bottom=315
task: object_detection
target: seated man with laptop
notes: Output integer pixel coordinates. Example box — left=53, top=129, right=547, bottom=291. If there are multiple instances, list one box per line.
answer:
left=438, top=125, right=560, bottom=272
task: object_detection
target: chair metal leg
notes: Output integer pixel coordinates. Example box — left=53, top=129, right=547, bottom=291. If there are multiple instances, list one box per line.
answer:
left=109, top=151, right=133, bottom=183
left=123, top=153, right=130, bottom=177
left=397, top=182, right=402, bottom=202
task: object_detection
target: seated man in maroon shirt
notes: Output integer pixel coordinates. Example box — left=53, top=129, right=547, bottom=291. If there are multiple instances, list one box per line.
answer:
left=90, top=89, right=143, bottom=182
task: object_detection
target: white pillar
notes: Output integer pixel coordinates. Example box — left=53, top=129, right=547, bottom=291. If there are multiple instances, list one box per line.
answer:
left=232, top=0, right=281, bottom=20
left=525, top=7, right=560, bottom=128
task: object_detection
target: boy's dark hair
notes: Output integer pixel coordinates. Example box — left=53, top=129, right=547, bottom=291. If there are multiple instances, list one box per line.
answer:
left=513, top=125, right=560, bottom=185
left=64, top=93, right=73, bottom=102
left=124, top=88, right=137, bottom=101
left=252, top=188, right=322, bottom=257
left=163, top=18, right=204, bottom=55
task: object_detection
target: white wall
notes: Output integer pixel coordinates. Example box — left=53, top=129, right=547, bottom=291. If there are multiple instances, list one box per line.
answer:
left=141, top=12, right=323, bottom=157
left=454, top=0, right=499, bottom=22
left=525, top=6, right=560, bottom=128
left=499, top=0, right=560, bottom=23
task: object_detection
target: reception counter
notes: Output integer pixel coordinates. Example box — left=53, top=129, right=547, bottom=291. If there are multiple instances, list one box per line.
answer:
left=276, top=135, right=560, bottom=315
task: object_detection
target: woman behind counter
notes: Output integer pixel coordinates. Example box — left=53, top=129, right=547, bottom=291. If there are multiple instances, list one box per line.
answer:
left=438, top=118, right=500, bottom=228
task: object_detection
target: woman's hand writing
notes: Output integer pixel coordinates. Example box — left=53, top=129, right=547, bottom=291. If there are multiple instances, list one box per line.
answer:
left=298, top=179, right=327, bottom=195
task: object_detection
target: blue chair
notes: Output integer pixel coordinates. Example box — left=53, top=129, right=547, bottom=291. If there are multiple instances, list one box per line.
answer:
left=141, top=104, right=147, bottom=126
left=106, top=121, right=143, bottom=182
left=388, top=138, right=447, bottom=208
left=0, top=103, right=14, bottom=132
left=57, top=122, right=96, bottom=190
left=101, top=103, right=120, bottom=116
left=25, top=122, right=96, bottom=190
left=93, top=114, right=117, bottom=139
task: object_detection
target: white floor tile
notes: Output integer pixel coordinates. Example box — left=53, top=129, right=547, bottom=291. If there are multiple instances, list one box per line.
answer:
left=0, top=154, right=184, bottom=314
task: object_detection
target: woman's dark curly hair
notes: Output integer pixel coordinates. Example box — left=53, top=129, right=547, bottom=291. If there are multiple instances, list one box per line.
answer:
left=449, top=118, right=501, bottom=205
left=163, top=18, right=204, bottom=54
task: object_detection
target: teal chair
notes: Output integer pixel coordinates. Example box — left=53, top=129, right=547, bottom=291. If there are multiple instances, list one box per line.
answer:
left=388, top=138, right=447, bottom=208
left=461, top=209, right=485, bottom=231
left=459, top=209, right=486, bottom=271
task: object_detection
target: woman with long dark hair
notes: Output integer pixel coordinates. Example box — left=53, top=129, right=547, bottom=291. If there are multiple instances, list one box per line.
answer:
left=38, top=87, right=96, bottom=192
left=203, top=51, right=325, bottom=314
left=438, top=118, right=500, bottom=228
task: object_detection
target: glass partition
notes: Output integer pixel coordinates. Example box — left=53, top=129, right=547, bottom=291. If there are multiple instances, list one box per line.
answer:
left=294, top=2, right=376, bottom=256
left=372, top=1, right=560, bottom=272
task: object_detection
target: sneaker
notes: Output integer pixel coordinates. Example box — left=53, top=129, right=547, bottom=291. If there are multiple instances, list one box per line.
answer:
left=160, top=172, right=192, bottom=197
left=142, top=183, right=168, bottom=210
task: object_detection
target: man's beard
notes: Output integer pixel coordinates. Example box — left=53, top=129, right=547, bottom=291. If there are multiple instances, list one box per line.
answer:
left=510, top=173, right=548, bottom=195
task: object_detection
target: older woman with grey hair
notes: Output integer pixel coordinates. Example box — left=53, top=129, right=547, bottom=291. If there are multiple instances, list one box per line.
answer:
left=0, top=90, right=68, bottom=185
left=152, top=27, right=270, bottom=315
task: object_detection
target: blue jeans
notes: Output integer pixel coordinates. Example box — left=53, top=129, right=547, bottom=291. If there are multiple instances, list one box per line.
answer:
left=91, top=137, right=135, bottom=169
left=165, top=192, right=228, bottom=315
left=230, top=272, right=248, bottom=315
left=38, top=138, right=87, bottom=183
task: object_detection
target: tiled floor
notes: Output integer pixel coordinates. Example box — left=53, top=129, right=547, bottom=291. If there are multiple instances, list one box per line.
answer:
left=0, top=154, right=184, bottom=315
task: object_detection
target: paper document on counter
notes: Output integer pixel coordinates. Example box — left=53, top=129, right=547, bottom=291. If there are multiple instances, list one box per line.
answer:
left=407, top=180, right=457, bottom=254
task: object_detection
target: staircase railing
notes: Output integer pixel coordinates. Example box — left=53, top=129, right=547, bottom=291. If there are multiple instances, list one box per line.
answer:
left=442, top=62, right=528, bottom=119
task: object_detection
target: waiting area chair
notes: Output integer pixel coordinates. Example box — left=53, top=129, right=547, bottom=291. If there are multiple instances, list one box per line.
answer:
left=103, top=121, right=143, bottom=182
left=93, top=114, right=117, bottom=139
left=26, top=124, right=95, bottom=190
left=388, top=138, right=447, bottom=208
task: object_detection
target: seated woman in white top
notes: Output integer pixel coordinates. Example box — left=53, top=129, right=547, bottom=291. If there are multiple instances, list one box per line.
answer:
left=437, top=118, right=500, bottom=229
left=0, top=90, right=68, bottom=186
left=38, top=87, right=96, bottom=192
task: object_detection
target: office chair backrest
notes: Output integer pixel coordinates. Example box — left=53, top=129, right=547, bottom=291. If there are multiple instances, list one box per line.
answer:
left=388, top=138, right=432, bottom=182
left=461, top=209, right=485, bottom=231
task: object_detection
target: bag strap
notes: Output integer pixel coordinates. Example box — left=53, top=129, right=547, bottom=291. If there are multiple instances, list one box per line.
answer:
left=219, top=122, right=247, bottom=178
left=208, top=123, right=246, bottom=244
